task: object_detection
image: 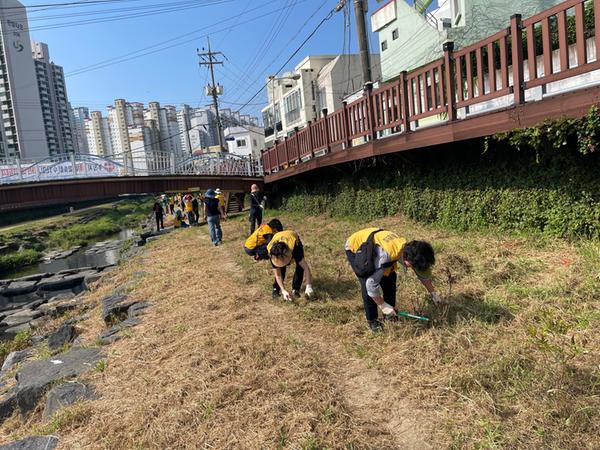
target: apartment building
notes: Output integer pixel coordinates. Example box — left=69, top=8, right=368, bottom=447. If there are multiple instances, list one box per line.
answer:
left=85, top=110, right=113, bottom=157
left=372, top=0, right=564, bottom=81
left=145, top=101, right=182, bottom=155
left=32, top=41, right=74, bottom=155
left=261, top=54, right=380, bottom=147
left=71, top=106, right=90, bottom=154
left=0, top=0, right=47, bottom=159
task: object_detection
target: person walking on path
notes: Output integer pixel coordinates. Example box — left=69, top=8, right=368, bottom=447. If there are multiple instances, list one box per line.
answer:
left=168, top=196, right=175, bottom=214
left=249, top=184, right=266, bottom=235
left=215, top=188, right=227, bottom=219
left=183, top=194, right=195, bottom=225
left=267, top=230, right=314, bottom=300
left=152, top=201, right=164, bottom=231
left=204, top=189, right=223, bottom=246
left=345, top=228, right=445, bottom=333
left=192, top=195, right=200, bottom=224
left=244, top=219, right=283, bottom=260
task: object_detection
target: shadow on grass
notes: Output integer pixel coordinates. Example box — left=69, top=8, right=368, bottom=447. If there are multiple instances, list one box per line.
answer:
left=314, top=276, right=358, bottom=301
left=425, top=293, right=515, bottom=327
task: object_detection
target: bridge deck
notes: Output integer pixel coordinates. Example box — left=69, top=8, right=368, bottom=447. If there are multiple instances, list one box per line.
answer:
left=0, top=175, right=263, bottom=212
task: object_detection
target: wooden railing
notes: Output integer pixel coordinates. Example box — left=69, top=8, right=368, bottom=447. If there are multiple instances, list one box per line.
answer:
left=262, top=0, right=600, bottom=175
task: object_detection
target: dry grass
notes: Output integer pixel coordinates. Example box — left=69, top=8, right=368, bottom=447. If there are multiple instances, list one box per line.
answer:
left=1, top=211, right=599, bottom=449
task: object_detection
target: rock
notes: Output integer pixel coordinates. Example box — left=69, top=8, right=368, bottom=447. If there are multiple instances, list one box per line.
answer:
left=15, top=348, right=102, bottom=415
left=1, top=350, right=32, bottom=374
left=13, top=273, right=50, bottom=283
left=37, top=274, right=84, bottom=292
left=28, top=317, right=49, bottom=330
left=47, top=324, right=76, bottom=350
left=47, top=292, right=75, bottom=303
left=42, top=382, right=93, bottom=421
left=0, top=436, right=58, bottom=450
left=99, top=318, right=141, bottom=345
left=128, top=302, right=150, bottom=318
left=101, top=295, right=137, bottom=324
left=1, top=312, right=37, bottom=328
left=3, top=281, right=38, bottom=297
left=0, top=324, right=31, bottom=341
left=0, top=392, right=17, bottom=422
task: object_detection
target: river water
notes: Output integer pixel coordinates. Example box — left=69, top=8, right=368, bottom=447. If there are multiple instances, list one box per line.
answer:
left=8, top=228, right=136, bottom=279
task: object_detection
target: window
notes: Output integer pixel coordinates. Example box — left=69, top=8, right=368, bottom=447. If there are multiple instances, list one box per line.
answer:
left=236, top=139, right=247, bottom=148
left=381, top=40, right=388, bottom=51
left=253, top=139, right=257, bottom=146
left=392, top=29, right=398, bottom=40
left=283, top=90, right=302, bottom=124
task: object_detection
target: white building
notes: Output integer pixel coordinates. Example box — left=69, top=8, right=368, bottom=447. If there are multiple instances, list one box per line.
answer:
left=32, top=41, right=74, bottom=155
left=261, top=54, right=380, bottom=147
left=145, top=101, right=182, bottom=156
left=71, top=106, right=90, bottom=154
left=224, top=125, right=264, bottom=158
left=0, top=0, right=48, bottom=159
left=85, top=110, right=112, bottom=157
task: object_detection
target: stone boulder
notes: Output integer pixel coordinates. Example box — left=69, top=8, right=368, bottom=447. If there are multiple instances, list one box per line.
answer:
left=128, top=302, right=150, bottom=318
left=2, top=281, right=38, bottom=297
left=0, top=350, right=31, bottom=375
left=47, top=324, right=77, bottom=350
left=42, top=382, right=93, bottom=421
left=15, top=348, right=101, bottom=415
left=99, top=317, right=141, bottom=345
left=0, top=392, right=17, bottom=421
left=101, top=295, right=138, bottom=324
left=0, top=436, right=58, bottom=450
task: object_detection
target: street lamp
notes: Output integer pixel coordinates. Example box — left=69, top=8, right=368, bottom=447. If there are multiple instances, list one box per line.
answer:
left=267, top=74, right=301, bottom=140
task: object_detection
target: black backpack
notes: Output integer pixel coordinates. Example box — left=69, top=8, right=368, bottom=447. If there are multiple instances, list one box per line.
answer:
left=351, top=229, right=382, bottom=278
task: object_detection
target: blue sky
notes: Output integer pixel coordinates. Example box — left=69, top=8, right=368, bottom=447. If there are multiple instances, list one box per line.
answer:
left=23, top=0, right=392, bottom=119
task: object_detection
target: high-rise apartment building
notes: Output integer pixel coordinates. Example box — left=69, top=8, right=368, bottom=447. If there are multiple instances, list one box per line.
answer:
left=0, top=0, right=48, bottom=159
left=85, top=110, right=112, bottom=157
left=32, top=41, right=74, bottom=155
left=71, top=106, right=90, bottom=154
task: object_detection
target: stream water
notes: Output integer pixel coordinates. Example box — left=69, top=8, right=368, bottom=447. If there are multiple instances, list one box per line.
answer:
left=8, top=228, right=136, bottom=279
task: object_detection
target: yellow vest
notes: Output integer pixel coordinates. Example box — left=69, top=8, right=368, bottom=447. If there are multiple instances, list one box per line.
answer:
left=267, top=230, right=299, bottom=256
left=216, top=194, right=225, bottom=207
left=244, top=224, right=274, bottom=250
left=347, top=228, right=407, bottom=275
left=184, top=201, right=193, bottom=212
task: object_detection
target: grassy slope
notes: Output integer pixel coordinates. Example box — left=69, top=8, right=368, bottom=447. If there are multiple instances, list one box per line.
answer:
left=1, top=211, right=598, bottom=449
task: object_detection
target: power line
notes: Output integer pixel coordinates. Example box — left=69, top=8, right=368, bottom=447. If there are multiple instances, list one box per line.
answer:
left=236, top=2, right=342, bottom=113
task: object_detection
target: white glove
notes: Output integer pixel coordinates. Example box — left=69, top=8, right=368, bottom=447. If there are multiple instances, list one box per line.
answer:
left=282, top=290, right=292, bottom=301
left=379, top=302, right=396, bottom=316
left=431, top=292, right=446, bottom=305
left=305, top=284, right=314, bottom=298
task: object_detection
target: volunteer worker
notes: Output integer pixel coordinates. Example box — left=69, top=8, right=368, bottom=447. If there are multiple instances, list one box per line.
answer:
left=267, top=230, right=314, bottom=300
left=345, top=228, right=444, bottom=333
left=244, top=219, right=283, bottom=260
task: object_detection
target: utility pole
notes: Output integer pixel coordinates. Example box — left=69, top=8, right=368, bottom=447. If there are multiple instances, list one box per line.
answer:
left=353, top=0, right=372, bottom=85
left=198, top=38, right=225, bottom=151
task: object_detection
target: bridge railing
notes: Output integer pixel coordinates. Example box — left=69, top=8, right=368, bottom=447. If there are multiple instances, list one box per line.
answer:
left=263, top=0, right=600, bottom=175
left=0, top=151, right=263, bottom=184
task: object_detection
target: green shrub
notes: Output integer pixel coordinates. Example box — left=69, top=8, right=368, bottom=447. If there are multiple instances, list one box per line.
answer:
left=279, top=108, right=600, bottom=240
left=0, top=249, right=41, bottom=275
left=47, top=217, right=122, bottom=248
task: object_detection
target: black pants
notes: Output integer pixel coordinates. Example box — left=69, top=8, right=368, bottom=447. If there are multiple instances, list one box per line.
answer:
left=155, top=213, right=164, bottom=231
left=273, top=263, right=304, bottom=293
left=249, top=208, right=263, bottom=234
left=346, top=250, right=397, bottom=322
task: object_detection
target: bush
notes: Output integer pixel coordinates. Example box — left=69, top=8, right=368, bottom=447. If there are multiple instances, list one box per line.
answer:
left=47, top=217, right=122, bottom=249
left=0, top=249, right=41, bottom=275
left=278, top=108, right=600, bottom=240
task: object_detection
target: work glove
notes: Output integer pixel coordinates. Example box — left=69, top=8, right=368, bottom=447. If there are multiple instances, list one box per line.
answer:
left=431, top=292, right=446, bottom=306
left=281, top=290, right=292, bottom=302
left=305, top=284, right=315, bottom=298
left=378, top=302, right=396, bottom=316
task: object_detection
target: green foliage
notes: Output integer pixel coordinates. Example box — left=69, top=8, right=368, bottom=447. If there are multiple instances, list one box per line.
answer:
left=47, top=217, right=122, bottom=249
left=0, top=249, right=41, bottom=274
left=0, top=330, right=32, bottom=368
left=281, top=108, right=600, bottom=239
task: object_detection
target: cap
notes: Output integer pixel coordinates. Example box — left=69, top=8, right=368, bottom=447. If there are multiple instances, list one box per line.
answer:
left=270, top=249, right=292, bottom=268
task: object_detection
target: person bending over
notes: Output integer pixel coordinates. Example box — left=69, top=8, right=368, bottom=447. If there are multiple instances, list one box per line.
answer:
left=267, top=230, right=314, bottom=300
left=345, top=228, right=444, bottom=333
left=244, top=219, right=283, bottom=261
